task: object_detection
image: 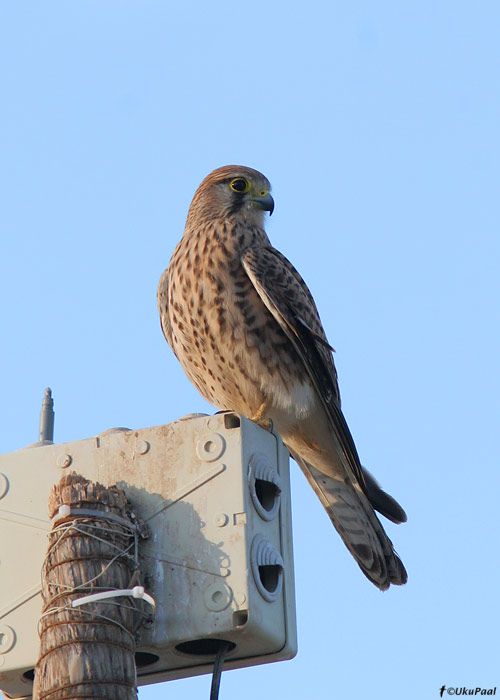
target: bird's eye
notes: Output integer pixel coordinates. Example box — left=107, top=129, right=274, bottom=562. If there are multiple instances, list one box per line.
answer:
left=230, top=178, right=250, bottom=193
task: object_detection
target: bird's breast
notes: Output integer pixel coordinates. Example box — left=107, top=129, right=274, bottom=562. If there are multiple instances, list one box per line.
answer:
left=168, top=238, right=314, bottom=420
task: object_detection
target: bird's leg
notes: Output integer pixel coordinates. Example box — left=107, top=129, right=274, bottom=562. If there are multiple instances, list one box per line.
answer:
left=251, top=397, right=269, bottom=422
left=251, top=397, right=273, bottom=430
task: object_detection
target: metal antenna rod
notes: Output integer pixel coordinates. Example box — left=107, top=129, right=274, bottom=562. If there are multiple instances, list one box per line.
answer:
left=39, top=387, right=55, bottom=443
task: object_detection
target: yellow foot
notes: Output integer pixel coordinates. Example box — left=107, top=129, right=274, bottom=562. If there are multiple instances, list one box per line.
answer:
left=255, top=417, right=273, bottom=431
left=250, top=399, right=273, bottom=431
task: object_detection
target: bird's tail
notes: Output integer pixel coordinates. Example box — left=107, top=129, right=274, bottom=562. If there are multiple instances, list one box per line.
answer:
left=291, top=453, right=407, bottom=590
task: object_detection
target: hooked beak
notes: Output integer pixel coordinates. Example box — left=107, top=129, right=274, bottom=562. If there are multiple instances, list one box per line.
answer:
left=251, top=192, right=275, bottom=216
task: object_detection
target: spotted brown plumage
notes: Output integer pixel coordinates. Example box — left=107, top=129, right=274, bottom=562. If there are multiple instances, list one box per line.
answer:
left=158, top=165, right=407, bottom=590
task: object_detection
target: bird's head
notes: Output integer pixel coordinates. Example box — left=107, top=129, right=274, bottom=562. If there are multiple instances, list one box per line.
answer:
left=187, top=165, right=274, bottom=226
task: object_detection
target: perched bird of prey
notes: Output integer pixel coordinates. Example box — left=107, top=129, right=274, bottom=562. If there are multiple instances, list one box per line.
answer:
left=158, top=165, right=407, bottom=590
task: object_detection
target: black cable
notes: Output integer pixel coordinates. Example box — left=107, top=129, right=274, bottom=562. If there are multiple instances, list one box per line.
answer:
left=210, top=641, right=230, bottom=700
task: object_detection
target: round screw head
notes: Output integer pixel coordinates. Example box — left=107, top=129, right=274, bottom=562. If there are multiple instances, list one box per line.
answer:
left=215, top=513, right=228, bottom=527
left=0, top=625, right=16, bottom=654
left=203, top=583, right=232, bottom=612
left=136, top=440, right=150, bottom=455
left=196, top=433, right=225, bottom=462
left=57, top=453, right=72, bottom=469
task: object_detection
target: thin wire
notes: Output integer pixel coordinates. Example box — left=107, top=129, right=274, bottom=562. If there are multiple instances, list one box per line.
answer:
left=210, top=641, right=230, bottom=700
left=39, top=513, right=153, bottom=637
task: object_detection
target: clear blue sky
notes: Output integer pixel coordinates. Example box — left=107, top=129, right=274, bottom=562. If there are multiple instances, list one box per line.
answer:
left=2, top=2, right=499, bottom=699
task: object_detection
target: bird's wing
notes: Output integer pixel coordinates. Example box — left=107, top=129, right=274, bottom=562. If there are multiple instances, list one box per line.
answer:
left=242, top=246, right=407, bottom=588
left=157, top=268, right=176, bottom=353
left=360, top=466, right=407, bottom=524
left=241, top=245, right=368, bottom=493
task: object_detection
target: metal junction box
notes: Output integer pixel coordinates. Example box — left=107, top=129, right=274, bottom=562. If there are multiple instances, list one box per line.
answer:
left=0, top=412, right=297, bottom=698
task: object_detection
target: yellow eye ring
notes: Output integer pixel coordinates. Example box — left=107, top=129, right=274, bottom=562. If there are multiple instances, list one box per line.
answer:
left=229, top=178, right=251, bottom=194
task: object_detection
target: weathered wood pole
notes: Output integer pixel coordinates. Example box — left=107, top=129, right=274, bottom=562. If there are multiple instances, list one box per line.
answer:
left=33, top=473, right=140, bottom=700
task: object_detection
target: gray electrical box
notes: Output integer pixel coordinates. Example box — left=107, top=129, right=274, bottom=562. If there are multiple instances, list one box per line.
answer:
left=0, top=412, right=297, bottom=698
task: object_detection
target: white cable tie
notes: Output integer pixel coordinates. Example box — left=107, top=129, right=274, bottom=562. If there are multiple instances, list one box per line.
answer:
left=51, top=505, right=136, bottom=530
left=72, top=586, right=155, bottom=611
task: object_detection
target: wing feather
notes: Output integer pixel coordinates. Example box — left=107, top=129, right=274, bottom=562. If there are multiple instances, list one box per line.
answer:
left=242, top=246, right=407, bottom=586
left=241, top=246, right=368, bottom=493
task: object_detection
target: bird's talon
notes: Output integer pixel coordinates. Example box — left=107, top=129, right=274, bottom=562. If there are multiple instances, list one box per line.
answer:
left=250, top=398, right=273, bottom=430
left=250, top=398, right=271, bottom=425
left=251, top=417, right=273, bottom=431
left=263, top=417, right=274, bottom=431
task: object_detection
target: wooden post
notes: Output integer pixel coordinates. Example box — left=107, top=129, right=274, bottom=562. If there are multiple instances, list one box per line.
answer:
left=33, top=473, right=144, bottom=700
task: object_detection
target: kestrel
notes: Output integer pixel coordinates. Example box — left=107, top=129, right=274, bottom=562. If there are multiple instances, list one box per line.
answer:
left=158, top=165, right=407, bottom=590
